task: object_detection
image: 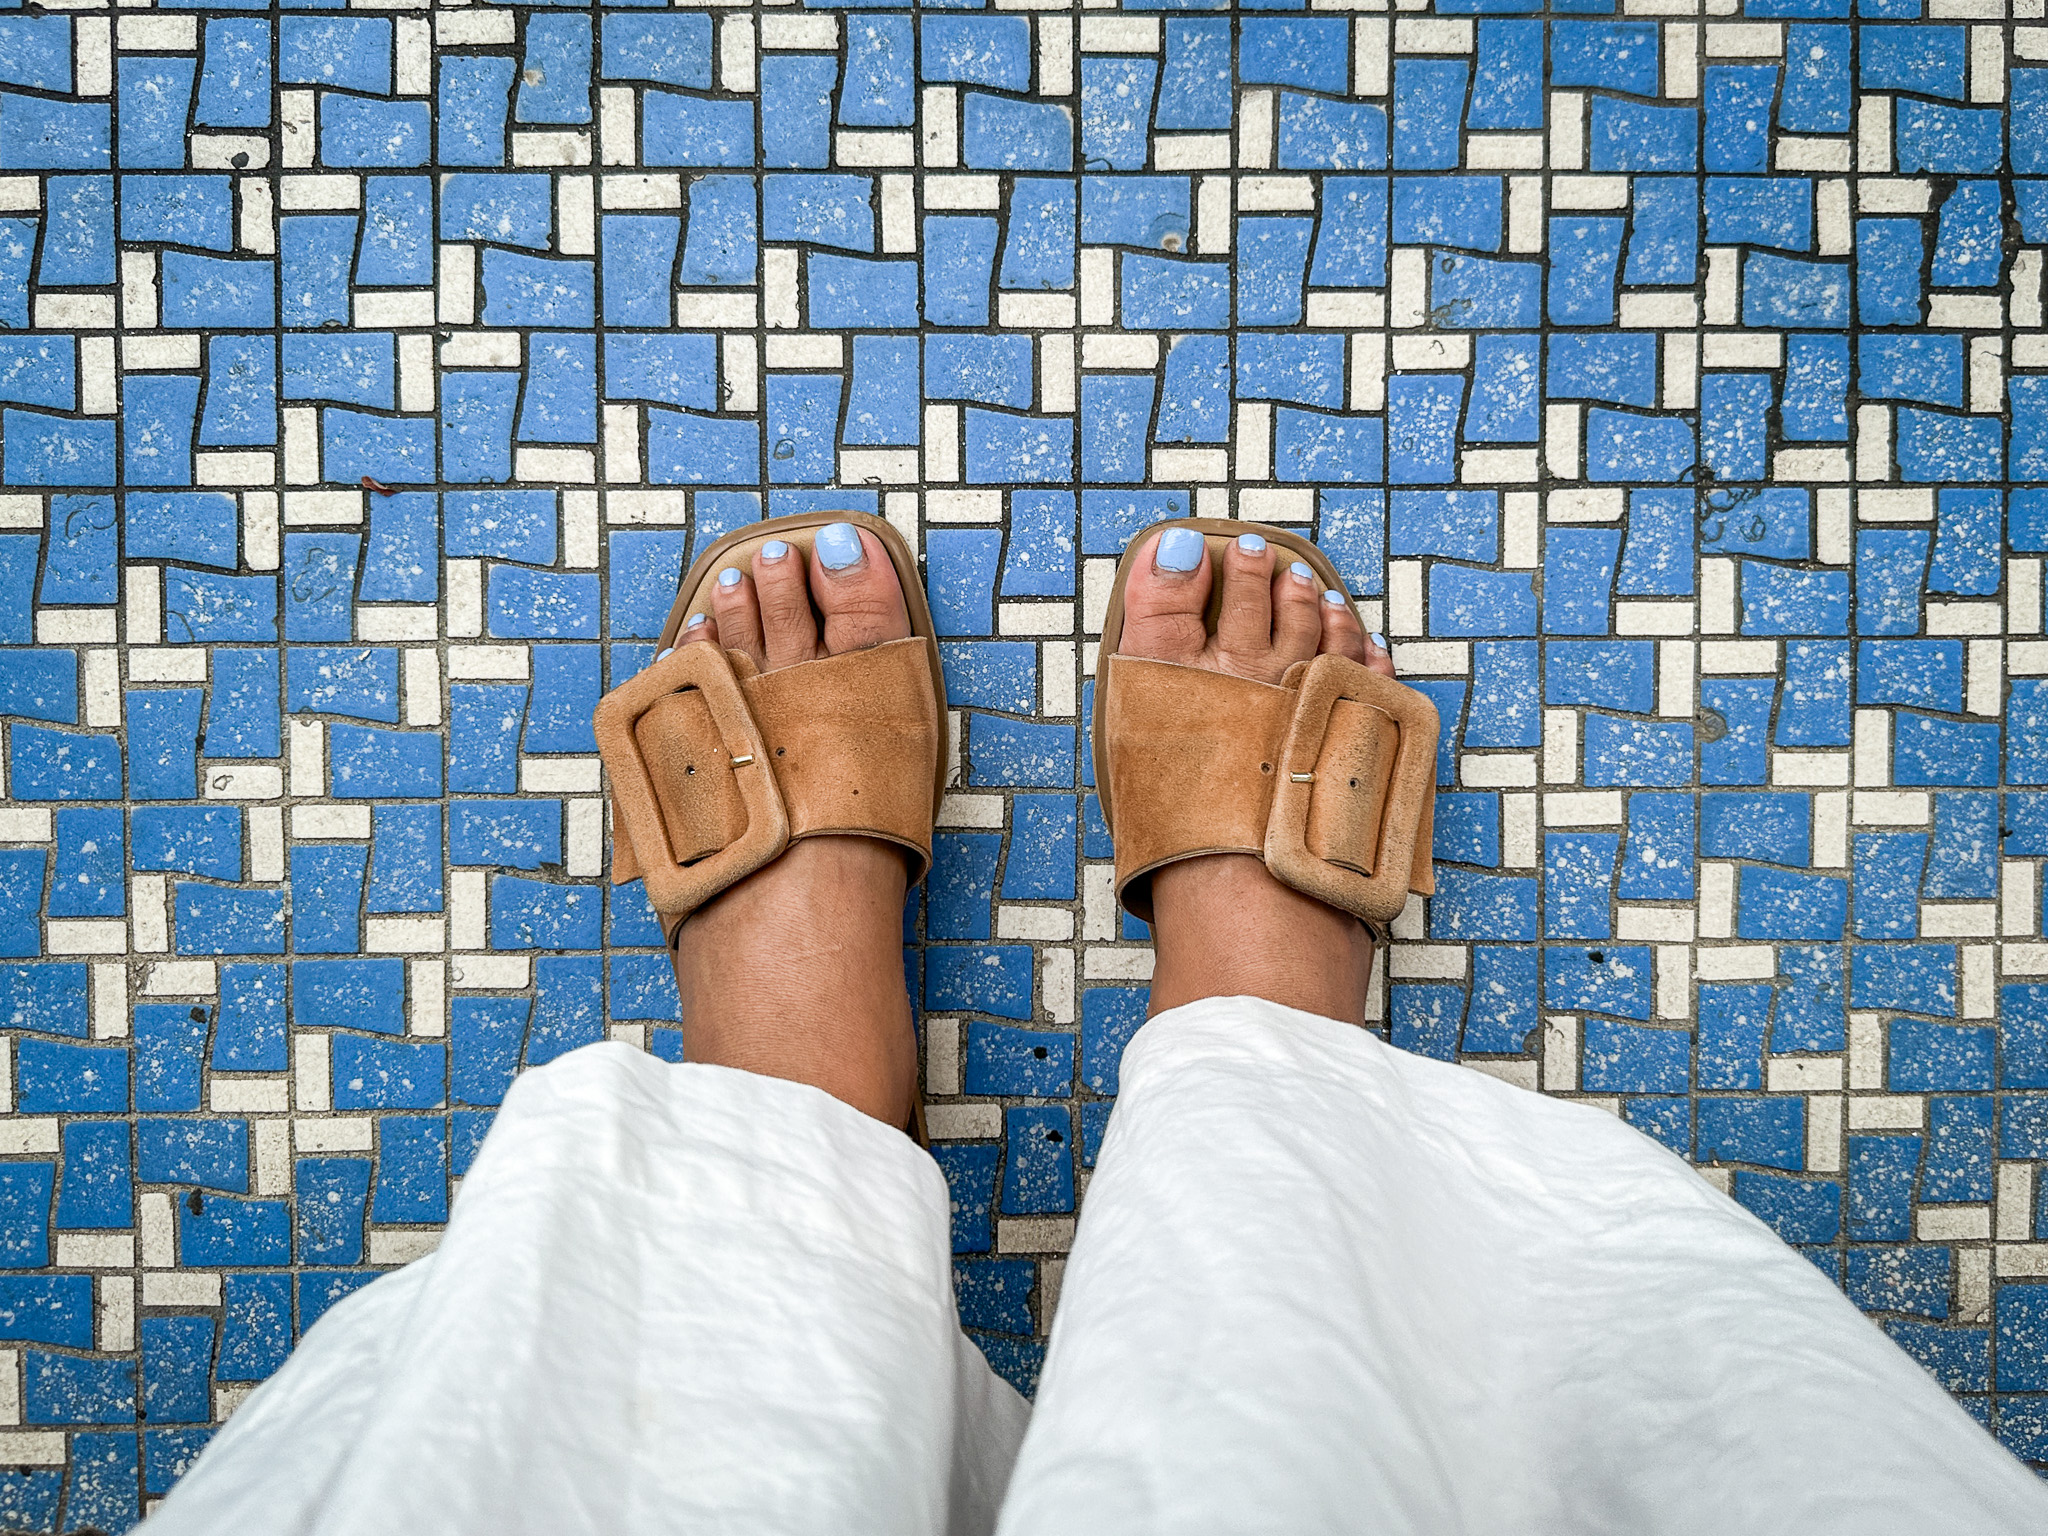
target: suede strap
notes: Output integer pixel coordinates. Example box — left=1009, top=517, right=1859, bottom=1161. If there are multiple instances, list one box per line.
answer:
left=596, top=637, right=942, bottom=928
left=1099, top=657, right=1295, bottom=907
left=743, top=643, right=942, bottom=853
left=1101, top=652, right=1437, bottom=928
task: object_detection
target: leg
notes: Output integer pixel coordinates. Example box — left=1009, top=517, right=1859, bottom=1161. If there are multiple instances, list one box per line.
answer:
left=147, top=528, right=1029, bottom=1536
left=1146, top=857, right=1372, bottom=1023
left=152, top=1047, right=1027, bottom=1536
left=1004, top=1007, right=2047, bottom=1535
left=674, top=801, right=917, bottom=1126
left=997, top=532, right=2048, bottom=1535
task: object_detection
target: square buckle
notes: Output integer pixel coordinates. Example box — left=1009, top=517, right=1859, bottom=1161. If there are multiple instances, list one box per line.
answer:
left=1264, top=654, right=1439, bottom=925
left=593, top=645, right=789, bottom=917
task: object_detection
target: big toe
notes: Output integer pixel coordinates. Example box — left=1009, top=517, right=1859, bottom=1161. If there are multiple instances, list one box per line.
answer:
left=1118, top=527, right=1212, bottom=666
left=810, top=522, right=911, bottom=656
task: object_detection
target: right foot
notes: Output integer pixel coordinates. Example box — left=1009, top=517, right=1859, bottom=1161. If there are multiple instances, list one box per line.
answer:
left=666, top=522, right=921, bottom=1127
left=1116, top=528, right=1396, bottom=1026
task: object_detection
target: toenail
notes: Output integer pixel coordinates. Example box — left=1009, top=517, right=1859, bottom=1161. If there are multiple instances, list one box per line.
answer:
left=655, top=647, right=674, bottom=660
left=685, top=613, right=708, bottom=629
left=816, top=522, right=863, bottom=570
left=1370, top=632, right=1389, bottom=652
left=1236, top=532, right=1266, bottom=555
left=760, top=539, right=790, bottom=562
left=1155, top=527, right=1205, bottom=573
left=1322, top=589, right=1347, bottom=607
left=717, top=568, right=743, bottom=588
left=1290, top=561, right=1315, bottom=583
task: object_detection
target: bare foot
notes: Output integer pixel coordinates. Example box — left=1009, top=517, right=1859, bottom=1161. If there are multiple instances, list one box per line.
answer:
left=1117, top=528, right=1397, bottom=1027
left=667, top=523, right=920, bottom=1128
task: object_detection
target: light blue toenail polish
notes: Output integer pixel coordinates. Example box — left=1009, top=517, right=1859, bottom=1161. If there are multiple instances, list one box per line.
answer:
left=1156, top=527, right=1205, bottom=572
left=686, top=613, right=708, bottom=628
left=1291, top=561, right=1315, bottom=582
left=816, top=522, right=863, bottom=570
left=1370, top=632, right=1389, bottom=651
left=717, top=568, right=743, bottom=588
left=656, top=647, right=674, bottom=660
left=1322, top=589, right=1347, bottom=606
left=761, top=539, right=790, bottom=561
left=1237, top=532, right=1266, bottom=555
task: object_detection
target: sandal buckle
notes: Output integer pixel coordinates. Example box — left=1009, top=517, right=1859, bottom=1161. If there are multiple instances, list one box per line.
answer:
left=1264, top=654, right=1439, bottom=926
left=594, top=645, right=790, bottom=918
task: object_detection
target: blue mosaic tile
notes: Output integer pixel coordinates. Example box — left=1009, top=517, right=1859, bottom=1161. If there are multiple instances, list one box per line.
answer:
left=0, top=6, right=2043, bottom=1505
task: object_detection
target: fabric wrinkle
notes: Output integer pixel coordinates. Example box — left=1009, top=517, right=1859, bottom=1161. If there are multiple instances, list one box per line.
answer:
left=142, top=1007, right=2048, bottom=1536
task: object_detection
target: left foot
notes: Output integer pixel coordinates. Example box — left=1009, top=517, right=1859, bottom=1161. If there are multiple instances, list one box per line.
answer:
left=664, top=523, right=921, bottom=1128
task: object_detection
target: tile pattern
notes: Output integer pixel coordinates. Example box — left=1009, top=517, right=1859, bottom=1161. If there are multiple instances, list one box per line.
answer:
left=0, top=0, right=2045, bottom=1519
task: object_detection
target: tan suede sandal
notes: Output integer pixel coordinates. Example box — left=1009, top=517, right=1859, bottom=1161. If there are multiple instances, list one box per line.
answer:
left=1093, top=518, right=1438, bottom=946
left=594, top=510, right=948, bottom=940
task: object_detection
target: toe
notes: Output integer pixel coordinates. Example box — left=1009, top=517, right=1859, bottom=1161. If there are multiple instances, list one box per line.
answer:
left=678, top=611, right=719, bottom=651
left=708, top=567, right=768, bottom=672
left=1363, top=629, right=1396, bottom=680
left=1315, top=589, right=1374, bottom=668
left=1213, top=532, right=1278, bottom=675
left=1117, top=528, right=1212, bottom=665
left=810, top=523, right=911, bottom=655
left=1270, top=559, right=1323, bottom=670
left=753, top=537, right=821, bottom=668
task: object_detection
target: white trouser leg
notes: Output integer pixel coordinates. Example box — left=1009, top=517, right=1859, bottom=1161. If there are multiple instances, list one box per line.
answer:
left=144, top=1042, right=1029, bottom=1536
left=999, top=998, right=2048, bottom=1536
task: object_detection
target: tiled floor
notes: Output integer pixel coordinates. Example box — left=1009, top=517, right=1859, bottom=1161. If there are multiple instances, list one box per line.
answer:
left=0, top=0, right=2045, bottom=1522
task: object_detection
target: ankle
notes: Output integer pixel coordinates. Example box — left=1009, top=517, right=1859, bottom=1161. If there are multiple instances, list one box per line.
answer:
left=672, top=837, right=918, bottom=1128
left=1145, top=854, right=1374, bottom=1026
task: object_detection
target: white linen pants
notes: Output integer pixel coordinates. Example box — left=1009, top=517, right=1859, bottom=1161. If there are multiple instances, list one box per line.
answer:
left=145, top=998, right=2047, bottom=1535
